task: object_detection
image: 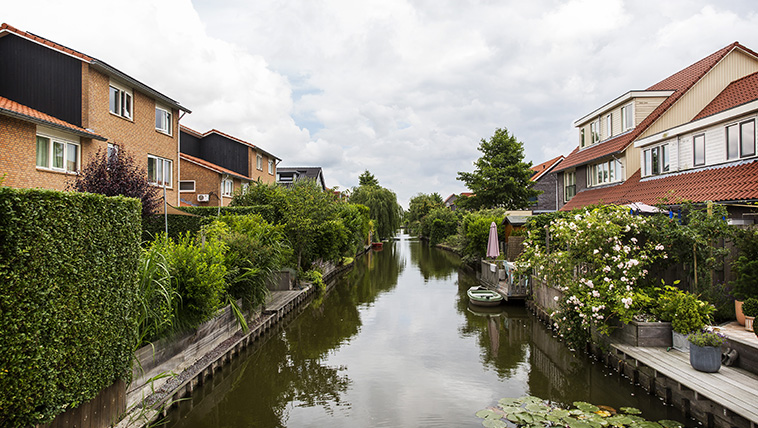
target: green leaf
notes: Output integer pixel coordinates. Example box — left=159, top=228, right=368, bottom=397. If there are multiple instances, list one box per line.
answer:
left=620, top=407, right=642, bottom=415
left=658, top=420, right=684, bottom=428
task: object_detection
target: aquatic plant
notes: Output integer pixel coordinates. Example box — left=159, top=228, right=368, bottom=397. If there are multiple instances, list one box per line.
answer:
left=475, top=395, right=683, bottom=428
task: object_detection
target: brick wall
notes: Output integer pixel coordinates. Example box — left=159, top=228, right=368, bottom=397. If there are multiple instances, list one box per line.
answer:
left=179, top=159, right=221, bottom=206
left=247, top=147, right=277, bottom=184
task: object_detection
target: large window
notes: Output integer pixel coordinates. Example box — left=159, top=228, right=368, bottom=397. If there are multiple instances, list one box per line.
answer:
left=222, top=178, right=233, bottom=196
left=588, top=159, right=622, bottom=187
left=726, top=119, right=756, bottom=160
left=693, top=134, right=705, bottom=166
left=155, top=106, right=172, bottom=134
left=621, top=104, right=633, bottom=131
left=590, top=120, right=600, bottom=144
left=179, top=180, right=195, bottom=192
left=109, top=84, right=132, bottom=119
left=564, top=172, right=576, bottom=202
left=147, top=155, right=172, bottom=187
left=36, top=135, right=79, bottom=173
left=643, top=144, right=669, bottom=176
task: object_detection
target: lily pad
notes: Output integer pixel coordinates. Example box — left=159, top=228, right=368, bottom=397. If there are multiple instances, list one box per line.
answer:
left=550, top=409, right=570, bottom=418
left=499, top=397, right=523, bottom=407
left=620, top=407, right=642, bottom=415
left=476, top=409, right=504, bottom=420
left=632, top=422, right=662, bottom=428
left=575, top=401, right=600, bottom=413
left=482, top=419, right=508, bottom=428
left=658, top=420, right=684, bottom=428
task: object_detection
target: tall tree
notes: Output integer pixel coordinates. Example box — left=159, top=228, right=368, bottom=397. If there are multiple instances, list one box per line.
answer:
left=456, top=128, right=540, bottom=210
left=68, top=146, right=160, bottom=217
left=350, top=172, right=401, bottom=241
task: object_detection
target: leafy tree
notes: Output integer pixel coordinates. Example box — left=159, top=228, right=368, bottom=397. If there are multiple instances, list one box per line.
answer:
left=405, top=193, right=444, bottom=235
left=350, top=182, right=401, bottom=241
left=358, top=170, right=379, bottom=187
left=68, top=145, right=160, bottom=217
left=456, top=128, right=540, bottom=210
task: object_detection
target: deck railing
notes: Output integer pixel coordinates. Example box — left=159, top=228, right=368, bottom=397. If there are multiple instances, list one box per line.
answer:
left=480, top=260, right=529, bottom=299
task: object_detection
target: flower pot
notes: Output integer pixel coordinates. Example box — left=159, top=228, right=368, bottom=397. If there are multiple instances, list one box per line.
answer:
left=613, top=320, right=672, bottom=347
left=672, top=331, right=689, bottom=352
left=746, top=316, right=755, bottom=332
left=735, top=300, right=745, bottom=326
left=689, top=344, right=721, bottom=372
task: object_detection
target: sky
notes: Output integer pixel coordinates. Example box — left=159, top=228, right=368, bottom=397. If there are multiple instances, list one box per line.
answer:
left=5, top=0, right=758, bottom=207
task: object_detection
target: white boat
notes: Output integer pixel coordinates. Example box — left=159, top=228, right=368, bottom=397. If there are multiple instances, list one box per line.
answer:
left=467, top=286, right=504, bottom=307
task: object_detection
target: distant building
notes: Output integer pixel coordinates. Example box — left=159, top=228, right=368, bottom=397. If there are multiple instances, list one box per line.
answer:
left=444, top=192, right=474, bottom=211
left=276, top=166, right=327, bottom=191
left=529, top=155, right=564, bottom=213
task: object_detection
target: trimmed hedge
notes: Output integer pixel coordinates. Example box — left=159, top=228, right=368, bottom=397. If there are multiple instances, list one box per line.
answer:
left=142, top=205, right=274, bottom=242
left=0, top=188, right=141, bottom=426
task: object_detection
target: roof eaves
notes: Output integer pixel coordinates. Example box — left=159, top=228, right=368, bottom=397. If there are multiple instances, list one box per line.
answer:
left=0, top=106, right=106, bottom=141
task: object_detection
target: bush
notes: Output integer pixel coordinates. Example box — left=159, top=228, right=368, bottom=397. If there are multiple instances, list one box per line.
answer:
left=742, top=297, right=758, bottom=317
left=0, top=188, right=140, bottom=426
left=142, top=206, right=271, bottom=243
left=422, top=207, right=459, bottom=245
left=731, top=227, right=758, bottom=301
left=460, top=209, right=506, bottom=263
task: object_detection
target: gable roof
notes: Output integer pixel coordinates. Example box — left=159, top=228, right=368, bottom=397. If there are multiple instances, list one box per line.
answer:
left=0, top=95, right=106, bottom=140
left=277, top=166, right=326, bottom=189
left=0, top=23, right=190, bottom=113
left=530, top=155, right=564, bottom=181
left=557, top=42, right=753, bottom=172
left=180, top=153, right=250, bottom=181
left=561, top=159, right=758, bottom=210
left=179, top=125, right=281, bottom=161
left=692, top=71, right=758, bottom=120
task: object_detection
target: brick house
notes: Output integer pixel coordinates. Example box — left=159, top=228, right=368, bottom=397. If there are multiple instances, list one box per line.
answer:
left=0, top=23, right=190, bottom=204
left=554, top=42, right=758, bottom=221
left=529, top=155, right=563, bottom=213
left=179, top=126, right=280, bottom=206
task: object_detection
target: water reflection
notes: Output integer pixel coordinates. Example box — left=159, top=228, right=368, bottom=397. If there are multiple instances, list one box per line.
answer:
left=166, top=235, right=686, bottom=428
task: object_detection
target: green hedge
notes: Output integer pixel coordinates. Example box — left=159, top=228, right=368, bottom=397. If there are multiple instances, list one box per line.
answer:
left=0, top=188, right=141, bottom=426
left=142, top=205, right=273, bottom=242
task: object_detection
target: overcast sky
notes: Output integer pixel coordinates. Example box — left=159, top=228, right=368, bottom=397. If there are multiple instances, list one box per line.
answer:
left=5, top=1, right=758, bottom=207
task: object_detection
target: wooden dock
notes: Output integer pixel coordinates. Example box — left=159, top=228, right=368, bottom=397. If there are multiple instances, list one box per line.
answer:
left=610, top=342, right=758, bottom=428
left=479, top=260, right=528, bottom=300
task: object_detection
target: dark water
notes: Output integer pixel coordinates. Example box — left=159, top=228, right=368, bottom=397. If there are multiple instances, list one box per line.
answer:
left=165, top=234, right=687, bottom=427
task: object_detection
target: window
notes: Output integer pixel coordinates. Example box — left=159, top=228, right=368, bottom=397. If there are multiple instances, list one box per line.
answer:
left=221, top=178, right=233, bottom=196
left=590, top=120, right=600, bottom=144
left=109, top=84, right=132, bottom=119
left=588, top=159, right=622, bottom=186
left=155, top=107, right=172, bottom=134
left=727, top=119, right=756, bottom=159
left=268, top=160, right=274, bottom=174
left=241, top=182, right=249, bottom=193
left=147, top=155, right=172, bottom=187
left=179, top=181, right=195, bottom=192
left=693, top=134, right=705, bottom=166
left=606, top=114, right=612, bottom=139
left=643, top=144, right=669, bottom=176
left=564, top=172, right=576, bottom=202
left=621, top=104, right=633, bottom=131
left=580, top=128, right=586, bottom=148
left=256, top=155, right=263, bottom=170
left=36, top=135, right=79, bottom=172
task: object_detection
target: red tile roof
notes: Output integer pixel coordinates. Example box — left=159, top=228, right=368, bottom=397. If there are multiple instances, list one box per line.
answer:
left=557, top=42, right=750, bottom=172
left=0, top=23, right=92, bottom=62
left=0, top=95, right=105, bottom=140
left=180, top=153, right=250, bottom=180
left=692, top=71, right=758, bottom=120
left=561, top=160, right=758, bottom=210
left=530, top=155, right=564, bottom=181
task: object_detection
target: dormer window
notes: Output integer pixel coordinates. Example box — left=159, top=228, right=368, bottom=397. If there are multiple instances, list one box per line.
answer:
left=109, top=83, right=132, bottom=120
left=643, top=144, right=669, bottom=176
left=606, top=114, right=613, bottom=139
left=726, top=119, right=756, bottom=160
left=580, top=128, right=586, bottom=148
left=621, top=104, right=633, bottom=131
left=590, top=120, right=600, bottom=144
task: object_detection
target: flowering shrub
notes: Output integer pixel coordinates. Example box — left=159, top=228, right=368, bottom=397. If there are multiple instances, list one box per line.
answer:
left=688, top=329, right=726, bottom=347
left=518, top=206, right=668, bottom=348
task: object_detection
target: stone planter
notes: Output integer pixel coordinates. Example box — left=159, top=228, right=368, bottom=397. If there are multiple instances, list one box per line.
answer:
left=735, top=300, right=745, bottom=326
left=746, top=316, right=755, bottom=332
left=689, top=344, right=721, bottom=372
left=672, top=331, right=690, bottom=352
left=613, top=320, right=672, bottom=347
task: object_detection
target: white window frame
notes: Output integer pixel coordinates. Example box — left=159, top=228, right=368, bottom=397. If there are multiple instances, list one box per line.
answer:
left=256, top=155, right=263, bottom=170
left=109, top=82, right=133, bottom=120
left=580, top=128, right=586, bottom=148
left=590, top=120, right=600, bottom=144
left=606, top=114, right=612, bottom=139
left=621, top=103, right=633, bottom=131
left=693, top=134, right=706, bottom=166
left=726, top=119, right=756, bottom=160
left=268, top=160, right=274, bottom=174
left=36, top=134, right=80, bottom=173
left=588, top=159, right=622, bottom=187
left=642, top=144, right=669, bottom=177
left=221, top=177, right=233, bottom=197
left=155, top=105, right=172, bottom=135
left=564, top=171, right=576, bottom=202
left=147, top=155, right=172, bottom=188
left=179, top=180, right=196, bottom=192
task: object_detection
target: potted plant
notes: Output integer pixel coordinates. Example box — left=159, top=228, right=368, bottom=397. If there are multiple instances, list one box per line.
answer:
left=742, top=297, right=758, bottom=332
left=688, top=329, right=726, bottom=373
left=655, top=286, right=713, bottom=352
left=731, top=228, right=758, bottom=325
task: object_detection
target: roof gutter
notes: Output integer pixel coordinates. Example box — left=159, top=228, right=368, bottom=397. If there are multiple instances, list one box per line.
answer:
left=0, top=108, right=106, bottom=140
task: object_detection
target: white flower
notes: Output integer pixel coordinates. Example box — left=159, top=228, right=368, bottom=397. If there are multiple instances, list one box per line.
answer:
left=631, top=237, right=638, bottom=244
left=655, top=244, right=665, bottom=251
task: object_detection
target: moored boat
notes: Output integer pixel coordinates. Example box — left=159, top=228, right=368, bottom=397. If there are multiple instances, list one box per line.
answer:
left=467, top=286, right=503, bottom=307
left=371, top=242, right=383, bottom=250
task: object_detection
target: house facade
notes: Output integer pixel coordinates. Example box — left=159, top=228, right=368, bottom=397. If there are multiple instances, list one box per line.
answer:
left=276, top=167, right=326, bottom=191
left=0, top=23, right=190, bottom=204
left=179, top=126, right=279, bottom=206
left=529, top=155, right=563, bottom=213
left=555, top=42, right=758, bottom=220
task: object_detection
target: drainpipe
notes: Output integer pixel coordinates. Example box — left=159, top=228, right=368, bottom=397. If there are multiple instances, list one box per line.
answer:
left=176, top=110, right=187, bottom=206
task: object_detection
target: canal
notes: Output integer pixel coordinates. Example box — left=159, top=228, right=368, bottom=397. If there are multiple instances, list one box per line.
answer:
left=165, top=233, right=687, bottom=427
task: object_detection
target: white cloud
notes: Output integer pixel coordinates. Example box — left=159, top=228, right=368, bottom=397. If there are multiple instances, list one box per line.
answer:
left=5, top=0, right=758, bottom=207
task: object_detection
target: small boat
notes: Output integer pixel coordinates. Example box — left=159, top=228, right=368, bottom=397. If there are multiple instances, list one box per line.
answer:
left=467, top=286, right=503, bottom=307
left=371, top=242, right=383, bottom=250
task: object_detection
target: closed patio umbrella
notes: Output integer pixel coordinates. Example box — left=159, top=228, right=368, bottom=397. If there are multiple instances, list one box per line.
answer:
left=486, top=221, right=500, bottom=259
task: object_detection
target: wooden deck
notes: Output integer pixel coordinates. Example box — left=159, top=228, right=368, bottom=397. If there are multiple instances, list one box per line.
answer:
left=612, top=342, right=758, bottom=427
left=480, top=260, right=528, bottom=300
